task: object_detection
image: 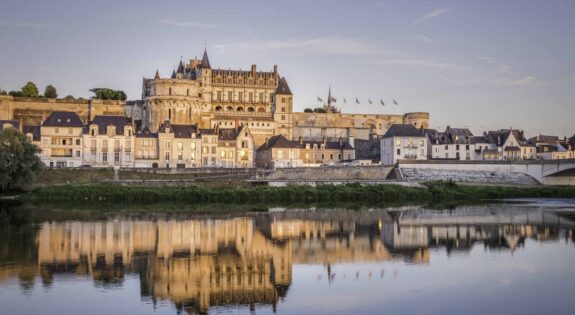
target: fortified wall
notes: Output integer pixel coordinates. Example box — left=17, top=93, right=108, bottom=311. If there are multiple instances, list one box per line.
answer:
left=291, top=112, right=429, bottom=141
left=0, top=95, right=125, bottom=126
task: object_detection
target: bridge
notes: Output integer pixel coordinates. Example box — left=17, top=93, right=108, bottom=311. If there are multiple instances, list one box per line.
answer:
left=398, top=159, right=575, bottom=185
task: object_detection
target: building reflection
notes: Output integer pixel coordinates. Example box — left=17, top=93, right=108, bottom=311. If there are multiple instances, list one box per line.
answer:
left=0, top=208, right=574, bottom=314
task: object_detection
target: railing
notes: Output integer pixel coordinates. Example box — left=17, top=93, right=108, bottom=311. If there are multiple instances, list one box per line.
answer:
left=51, top=154, right=73, bottom=158
left=403, top=144, right=419, bottom=149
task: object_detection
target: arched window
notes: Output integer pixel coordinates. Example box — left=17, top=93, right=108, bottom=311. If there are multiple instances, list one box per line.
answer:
left=236, top=107, right=244, bottom=112
left=247, top=107, right=255, bottom=112
left=257, top=107, right=265, bottom=112
left=215, top=106, right=222, bottom=111
left=226, top=106, right=233, bottom=111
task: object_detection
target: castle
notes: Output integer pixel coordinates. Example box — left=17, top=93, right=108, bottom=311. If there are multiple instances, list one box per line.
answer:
left=126, top=49, right=429, bottom=146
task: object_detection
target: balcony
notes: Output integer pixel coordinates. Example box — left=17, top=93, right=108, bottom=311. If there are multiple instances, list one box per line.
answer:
left=403, top=144, right=419, bottom=149
left=51, top=154, right=73, bottom=158
left=402, top=154, right=419, bottom=160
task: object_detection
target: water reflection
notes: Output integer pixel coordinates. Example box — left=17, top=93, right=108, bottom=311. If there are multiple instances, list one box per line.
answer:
left=1, top=203, right=574, bottom=314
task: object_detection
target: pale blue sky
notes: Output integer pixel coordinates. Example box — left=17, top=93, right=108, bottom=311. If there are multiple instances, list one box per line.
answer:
left=0, top=0, right=573, bottom=136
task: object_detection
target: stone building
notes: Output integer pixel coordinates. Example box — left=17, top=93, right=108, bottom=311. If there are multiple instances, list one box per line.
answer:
left=256, top=134, right=303, bottom=169
left=83, top=115, right=135, bottom=167
left=134, top=128, right=159, bottom=168
left=297, top=137, right=355, bottom=165
left=380, top=124, right=427, bottom=165
left=39, top=111, right=85, bottom=168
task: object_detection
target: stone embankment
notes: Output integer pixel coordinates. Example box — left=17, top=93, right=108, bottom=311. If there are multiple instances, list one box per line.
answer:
left=260, top=165, right=394, bottom=181
left=400, top=168, right=540, bottom=185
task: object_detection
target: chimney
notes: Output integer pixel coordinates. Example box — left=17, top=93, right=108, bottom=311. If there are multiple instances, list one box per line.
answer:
left=251, top=64, right=256, bottom=76
left=273, top=65, right=278, bottom=80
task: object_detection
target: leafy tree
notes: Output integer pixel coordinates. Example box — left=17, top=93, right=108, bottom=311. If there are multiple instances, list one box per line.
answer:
left=0, top=128, right=43, bottom=192
left=90, top=88, right=127, bottom=101
left=313, top=107, right=327, bottom=113
left=9, top=90, right=24, bottom=97
left=21, top=82, right=39, bottom=97
left=43, top=85, right=57, bottom=98
left=0, top=89, right=7, bottom=95
left=304, top=108, right=314, bottom=113
left=64, top=95, right=75, bottom=99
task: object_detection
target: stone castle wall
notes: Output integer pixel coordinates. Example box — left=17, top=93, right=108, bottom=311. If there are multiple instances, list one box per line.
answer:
left=0, top=95, right=124, bottom=126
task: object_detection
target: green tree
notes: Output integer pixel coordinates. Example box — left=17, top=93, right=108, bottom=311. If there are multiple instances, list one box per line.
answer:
left=43, top=85, right=57, bottom=98
left=313, top=107, right=327, bottom=113
left=0, top=128, right=43, bottom=192
left=8, top=90, right=24, bottom=97
left=64, top=95, right=75, bottom=99
left=0, top=89, right=7, bottom=95
left=21, top=82, right=39, bottom=97
left=90, top=88, right=127, bottom=101
left=304, top=108, right=314, bottom=113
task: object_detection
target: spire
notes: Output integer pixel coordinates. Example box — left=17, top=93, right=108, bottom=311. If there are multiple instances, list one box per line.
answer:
left=176, top=59, right=184, bottom=74
left=327, top=85, right=332, bottom=107
left=171, top=70, right=176, bottom=79
left=275, top=77, right=292, bottom=95
left=154, top=69, right=160, bottom=79
left=201, top=48, right=211, bottom=69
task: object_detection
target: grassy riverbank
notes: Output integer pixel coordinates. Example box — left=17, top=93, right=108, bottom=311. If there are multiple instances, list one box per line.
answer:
left=22, top=181, right=575, bottom=204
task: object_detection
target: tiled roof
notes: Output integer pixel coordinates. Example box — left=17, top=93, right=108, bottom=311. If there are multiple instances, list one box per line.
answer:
left=23, top=125, right=40, bottom=141
left=439, top=127, right=474, bottom=144
left=42, top=111, right=84, bottom=128
left=256, top=135, right=299, bottom=151
left=382, top=124, right=424, bottom=138
left=90, top=115, right=131, bottom=135
left=485, top=129, right=527, bottom=146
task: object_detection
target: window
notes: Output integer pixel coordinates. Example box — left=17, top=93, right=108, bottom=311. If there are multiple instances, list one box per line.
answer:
left=165, top=152, right=170, bottom=161
left=238, top=92, right=243, bottom=102
left=281, top=97, right=286, bottom=102
left=249, top=92, right=253, bottom=102
left=76, top=150, right=80, bottom=157
left=177, top=142, right=183, bottom=151
left=115, top=152, right=120, bottom=162
left=278, top=150, right=283, bottom=159
left=465, top=145, right=470, bottom=150
left=165, top=142, right=170, bottom=149
left=169, top=87, right=172, bottom=95
left=420, top=140, right=424, bottom=146
left=330, top=154, right=334, bottom=159
left=220, top=150, right=225, bottom=158
left=191, top=142, right=196, bottom=151
left=281, top=115, right=286, bottom=120
left=217, top=91, right=222, bottom=101
left=203, top=147, right=208, bottom=154
left=76, top=139, right=80, bottom=146
left=396, top=139, right=401, bottom=146
left=227, top=151, right=233, bottom=159
left=102, top=152, right=108, bottom=162
left=456, top=145, right=460, bottom=150
left=191, top=152, right=195, bottom=160
left=259, top=92, right=264, bottom=102
left=228, top=91, right=233, bottom=101
left=178, top=152, right=183, bottom=161
left=397, top=149, right=401, bottom=155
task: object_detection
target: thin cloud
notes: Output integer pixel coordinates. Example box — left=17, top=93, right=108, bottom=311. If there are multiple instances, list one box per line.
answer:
left=0, top=22, right=50, bottom=29
left=213, top=37, right=393, bottom=56
left=480, top=57, right=511, bottom=73
left=379, top=58, right=469, bottom=71
left=415, top=35, right=439, bottom=45
left=494, top=76, right=539, bottom=87
left=416, top=8, right=449, bottom=22
left=160, top=20, right=216, bottom=28
left=448, top=75, right=543, bottom=87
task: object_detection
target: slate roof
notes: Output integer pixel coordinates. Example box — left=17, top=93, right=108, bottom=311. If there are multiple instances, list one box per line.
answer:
left=0, top=120, right=19, bottom=130
left=473, top=136, right=491, bottom=144
left=199, top=128, right=217, bottom=136
left=218, top=128, right=239, bottom=141
left=528, top=135, right=560, bottom=145
left=256, top=135, right=299, bottom=151
left=382, top=124, right=424, bottom=138
left=439, top=127, right=474, bottom=144
left=299, top=140, right=354, bottom=150
left=136, top=127, right=158, bottom=138
left=42, top=111, right=84, bottom=128
left=159, top=122, right=198, bottom=138
left=90, top=115, right=131, bottom=135
left=485, top=129, right=527, bottom=146
left=176, top=60, right=184, bottom=74
left=275, top=77, right=292, bottom=95
left=201, top=49, right=211, bottom=69
left=569, top=135, right=575, bottom=147
left=354, top=138, right=381, bottom=160
left=23, top=125, right=40, bottom=141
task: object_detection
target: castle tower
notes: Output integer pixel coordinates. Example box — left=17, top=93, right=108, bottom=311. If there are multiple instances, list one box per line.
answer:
left=274, top=77, right=293, bottom=139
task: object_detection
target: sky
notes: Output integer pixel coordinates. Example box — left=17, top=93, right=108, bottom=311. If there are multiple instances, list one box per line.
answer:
left=0, top=0, right=574, bottom=137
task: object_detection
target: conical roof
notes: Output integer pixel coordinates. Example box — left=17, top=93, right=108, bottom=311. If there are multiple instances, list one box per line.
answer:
left=201, top=49, right=211, bottom=69
left=154, top=69, right=160, bottom=79
left=176, top=60, right=184, bottom=74
left=275, top=77, right=292, bottom=95
left=171, top=70, right=176, bottom=79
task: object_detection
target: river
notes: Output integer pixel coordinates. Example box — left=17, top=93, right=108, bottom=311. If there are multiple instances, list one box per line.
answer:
left=1, top=199, right=575, bottom=315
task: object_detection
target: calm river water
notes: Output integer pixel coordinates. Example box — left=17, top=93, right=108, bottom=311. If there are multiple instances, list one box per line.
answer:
left=1, top=199, right=575, bottom=315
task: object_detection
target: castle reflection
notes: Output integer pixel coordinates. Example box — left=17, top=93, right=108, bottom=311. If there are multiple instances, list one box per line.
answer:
left=1, top=207, right=574, bottom=314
